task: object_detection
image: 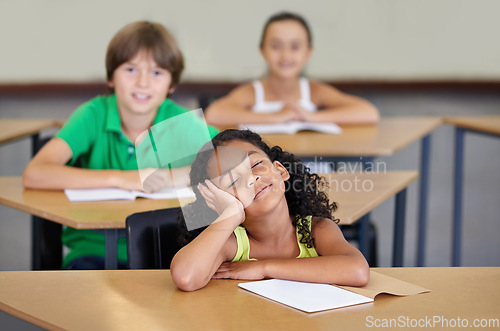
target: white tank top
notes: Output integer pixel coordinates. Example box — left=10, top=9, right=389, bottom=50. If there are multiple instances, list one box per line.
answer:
left=251, top=77, right=318, bottom=113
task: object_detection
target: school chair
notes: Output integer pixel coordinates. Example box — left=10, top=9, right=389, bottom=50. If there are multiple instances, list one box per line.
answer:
left=126, top=207, right=183, bottom=269
left=197, top=93, right=227, bottom=112
left=340, top=223, right=378, bottom=267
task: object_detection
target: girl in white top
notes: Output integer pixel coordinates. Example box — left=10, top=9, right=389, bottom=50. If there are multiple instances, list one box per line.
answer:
left=205, top=12, right=379, bottom=127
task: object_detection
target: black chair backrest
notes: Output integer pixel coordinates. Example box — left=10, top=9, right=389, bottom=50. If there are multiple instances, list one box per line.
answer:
left=126, top=207, right=183, bottom=269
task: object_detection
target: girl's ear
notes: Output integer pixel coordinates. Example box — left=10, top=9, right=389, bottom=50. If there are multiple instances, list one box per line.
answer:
left=273, top=161, right=290, bottom=181
left=107, top=80, right=114, bottom=88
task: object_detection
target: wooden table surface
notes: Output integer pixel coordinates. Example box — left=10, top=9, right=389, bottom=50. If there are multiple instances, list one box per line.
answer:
left=260, top=117, right=442, bottom=157
left=0, top=119, right=61, bottom=145
left=0, top=171, right=417, bottom=229
left=444, top=115, right=500, bottom=135
left=0, top=267, right=498, bottom=331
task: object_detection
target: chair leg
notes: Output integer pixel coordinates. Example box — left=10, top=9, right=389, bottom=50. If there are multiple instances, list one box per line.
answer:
left=32, top=216, right=63, bottom=270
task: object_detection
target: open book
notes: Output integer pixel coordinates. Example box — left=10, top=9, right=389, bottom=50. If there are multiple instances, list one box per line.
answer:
left=238, top=271, right=430, bottom=313
left=239, top=121, right=342, bottom=135
left=64, top=187, right=195, bottom=202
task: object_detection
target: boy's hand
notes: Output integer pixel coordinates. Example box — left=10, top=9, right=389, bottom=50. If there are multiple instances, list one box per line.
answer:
left=141, top=168, right=172, bottom=192
left=212, top=261, right=265, bottom=280
left=198, top=179, right=245, bottom=224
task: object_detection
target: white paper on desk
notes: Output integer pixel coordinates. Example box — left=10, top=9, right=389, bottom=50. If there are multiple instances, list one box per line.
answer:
left=64, top=186, right=194, bottom=202
left=238, top=279, right=373, bottom=313
left=239, top=121, right=342, bottom=135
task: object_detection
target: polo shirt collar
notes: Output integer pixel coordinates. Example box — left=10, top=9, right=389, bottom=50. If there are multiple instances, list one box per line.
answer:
left=105, top=94, right=122, bottom=133
left=104, top=95, right=170, bottom=133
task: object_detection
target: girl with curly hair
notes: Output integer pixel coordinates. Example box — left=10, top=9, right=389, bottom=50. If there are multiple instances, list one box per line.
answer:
left=171, top=129, right=369, bottom=291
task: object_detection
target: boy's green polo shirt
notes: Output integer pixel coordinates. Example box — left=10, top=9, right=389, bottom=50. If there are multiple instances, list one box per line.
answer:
left=55, top=94, right=218, bottom=268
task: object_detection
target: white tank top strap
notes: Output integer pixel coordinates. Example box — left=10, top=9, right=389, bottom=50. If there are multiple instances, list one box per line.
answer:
left=251, top=80, right=283, bottom=113
left=298, top=77, right=317, bottom=112
left=252, top=80, right=265, bottom=105
left=299, top=77, right=311, bottom=102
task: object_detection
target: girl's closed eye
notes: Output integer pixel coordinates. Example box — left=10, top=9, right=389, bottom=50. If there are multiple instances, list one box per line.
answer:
left=251, top=161, right=263, bottom=169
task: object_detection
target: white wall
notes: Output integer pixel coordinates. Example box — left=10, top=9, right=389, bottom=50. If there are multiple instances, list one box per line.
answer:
left=1, top=0, right=499, bottom=83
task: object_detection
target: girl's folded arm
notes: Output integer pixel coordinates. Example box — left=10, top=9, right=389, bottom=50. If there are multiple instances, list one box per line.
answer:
left=170, top=208, right=240, bottom=291
left=264, top=217, right=369, bottom=286
left=309, top=82, right=380, bottom=125
left=213, top=217, right=369, bottom=286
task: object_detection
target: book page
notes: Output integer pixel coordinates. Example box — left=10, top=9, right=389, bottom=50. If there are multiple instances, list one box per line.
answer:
left=136, top=186, right=195, bottom=200
left=239, top=121, right=342, bottom=134
left=238, top=279, right=373, bottom=313
left=64, top=188, right=135, bottom=201
left=64, top=187, right=194, bottom=202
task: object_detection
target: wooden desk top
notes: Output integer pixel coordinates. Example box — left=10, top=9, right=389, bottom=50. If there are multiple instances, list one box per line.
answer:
left=260, top=117, right=442, bottom=157
left=0, top=172, right=417, bottom=229
left=444, top=115, right=500, bottom=136
left=0, top=267, right=498, bottom=331
left=0, top=177, right=181, bottom=229
left=0, top=119, right=61, bottom=145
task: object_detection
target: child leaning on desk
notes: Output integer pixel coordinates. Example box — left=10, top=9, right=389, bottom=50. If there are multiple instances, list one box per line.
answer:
left=204, top=11, right=379, bottom=127
left=22, top=21, right=218, bottom=270
left=170, top=129, right=369, bottom=291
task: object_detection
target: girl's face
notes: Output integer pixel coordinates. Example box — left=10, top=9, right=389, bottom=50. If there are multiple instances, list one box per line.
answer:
left=260, top=20, right=312, bottom=79
left=206, top=140, right=290, bottom=215
left=108, top=49, right=174, bottom=117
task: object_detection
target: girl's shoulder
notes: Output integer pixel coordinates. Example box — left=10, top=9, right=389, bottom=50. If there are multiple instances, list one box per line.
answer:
left=221, top=82, right=256, bottom=107
left=307, top=79, right=344, bottom=105
left=310, top=216, right=339, bottom=233
left=308, top=79, right=341, bottom=95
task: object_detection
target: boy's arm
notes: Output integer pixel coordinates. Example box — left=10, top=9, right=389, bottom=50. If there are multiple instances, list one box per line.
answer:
left=23, top=138, right=148, bottom=191
left=204, top=84, right=299, bottom=127
left=296, top=82, right=379, bottom=125
left=212, top=217, right=370, bottom=287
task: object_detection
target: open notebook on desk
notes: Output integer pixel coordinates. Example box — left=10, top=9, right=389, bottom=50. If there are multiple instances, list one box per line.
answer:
left=238, top=271, right=430, bottom=313
left=239, top=121, right=342, bottom=134
left=64, top=186, right=195, bottom=202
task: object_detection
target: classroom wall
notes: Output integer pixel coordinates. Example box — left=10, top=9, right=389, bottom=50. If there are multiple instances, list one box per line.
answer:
left=1, top=0, right=500, bottom=83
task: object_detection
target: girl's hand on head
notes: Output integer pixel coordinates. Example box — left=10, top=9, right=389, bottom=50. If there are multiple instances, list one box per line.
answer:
left=212, top=261, right=265, bottom=280
left=198, top=179, right=245, bottom=223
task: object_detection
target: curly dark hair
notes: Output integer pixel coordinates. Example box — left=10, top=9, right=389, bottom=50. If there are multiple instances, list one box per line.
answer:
left=178, top=129, right=338, bottom=248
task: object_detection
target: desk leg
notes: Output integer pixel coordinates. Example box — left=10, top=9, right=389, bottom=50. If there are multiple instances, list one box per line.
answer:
left=357, top=215, right=371, bottom=262
left=452, top=127, right=465, bottom=267
left=393, top=188, right=407, bottom=267
left=416, top=134, right=431, bottom=267
left=105, top=229, right=119, bottom=270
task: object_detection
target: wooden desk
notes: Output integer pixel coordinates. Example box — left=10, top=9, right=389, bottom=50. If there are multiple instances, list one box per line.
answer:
left=261, top=116, right=442, bottom=267
left=0, top=172, right=417, bottom=268
left=261, top=117, right=442, bottom=157
left=444, top=116, right=500, bottom=266
left=0, top=119, right=60, bottom=147
left=0, top=267, right=498, bottom=330
left=0, top=119, right=63, bottom=270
